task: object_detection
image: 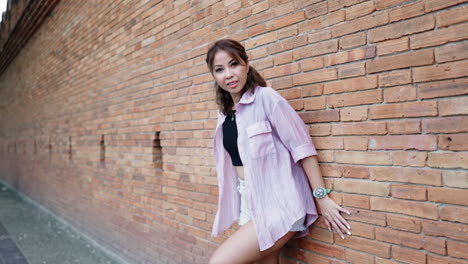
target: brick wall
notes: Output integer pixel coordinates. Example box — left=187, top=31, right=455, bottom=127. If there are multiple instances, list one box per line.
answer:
left=0, top=0, right=467, bottom=263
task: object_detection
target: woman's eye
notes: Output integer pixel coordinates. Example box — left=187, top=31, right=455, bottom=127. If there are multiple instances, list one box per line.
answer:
left=215, top=68, right=223, bottom=73
left=231, top=62, right=238, bottom=67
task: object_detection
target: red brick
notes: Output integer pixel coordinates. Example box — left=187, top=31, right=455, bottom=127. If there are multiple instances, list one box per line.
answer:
left=371, top=197, right=439, bottom=219
left=339, top=32, right=367, bottom=49
left=320, top=164, right=342, bottom=177
left=268, top=35, right=308, bottom=54
left=392, top=184, right=427, bottom=200
left=428, top=187, right=468, bottom=206
left=375, top=257, right=400, bottom=264
left=224, top=7, right=251, bottom=25
left=367, top=49, right=434, bottom=73
left=428, top=254, right=468, bottom=264
left=245, top=32, right=277, bottom=50
left=274, top=52, right=293, bottom=65
left=293, top=39, right=338, bottom=60
left=332, top=122, right=387, bottom=135
left=277, top=24, right=298, bottom=40
left=271, top=11, right=305, bottom=30
left=346, top=1, right=375, bottom=20
left=329, top=0, right=368, bottom=11
left=368, top=135, right=437, bottom=151
left=328, top=89, right=382, bottom=108
left=376, top=0, right=412, bottom=9
left=387, top=120, right=421, bottom=134
left=335, top=178, right=390, bottom=196
left=278, top=87, right=302, bottom=100
left=312, top=136, right=344, bottom=150
left=347, top=208, right=387, bottom=226
left=299, top=239, right=345, bottom=259
left=370, top=167, right=442, bottom=186
left=308, top=29, right=333, bottom=44
left=304, top=96, right=326, bottom=110
left=340, top=107, right=368, bottom=123
left=423, top=220, right=468, bottom=242
left=393, top=151, right=428, bottom=167
left=387, top=214, right=422, bottom=233
left=325, top=75, right=378, bottom=95
left=267, top=76, right=292, bottom=89
left=377, top=37, right=409, bottom=56
left=343, top=136, right=368, bottom=150
left=428, top=152, right=468, bottom=169
left=310, top=124, right=331, bottom=136
left=384, top=85, right=417, bottom=103
left=301, top=57, right=324, bottom=72
left=439, top=96, right=468, bottom=116
left=332, top=12, right=389, bottom=38
left=448, top=240, right=468, bottom=260
left=293, top=68, right=337, bottom=85
left=369, top=101, right=437, bottom=119
left=346, top=248, right=374, bottom=264
left=392, top=245, right=426, bottom=264
left=378, top=69, right=411, bottom=87
left=438, top=5, right=468, bottom=28
left=441, top=205, right=468, bottom=224
left=348, top=221, right=376, bottom=239
left=425, top=0, right=468, bottom=12
left=443, top=170, right=468, bottom=188
left=414, top=60, right=468, bottom=83
left=301, top=83, right=323, bottom=97
left=300, top=109, right=340, bottom=123
left=343, top=193, right=370, bottom=209
left=411, top=23, right=468, bottom=49
left=422, top=116, right=468, bottom=134
left=436, top=42, right=468, bottom=63
left=262, top=62, right=301, bottom=79
left=439, top=134, right=468, bottom=151
left=299, top=10, right=345, bottom=33
left=419, top=77, right=468, bottom=99
left=368, top=15, right=434, bottom=42
left=334, top=234, right=391, bottom=258
left=338, top=61, right=366, bottom=78
left=375, top=227, right=446, bottom=255
left=389, top=1, right=425, bottom=22
left=325, top=46, right=376, bottom=66
left=336, top=150, right=392, bottom=165
left=303, top=1, right=328, bottom=19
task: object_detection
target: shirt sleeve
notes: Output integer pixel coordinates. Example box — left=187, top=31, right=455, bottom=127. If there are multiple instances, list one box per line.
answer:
left=266, top=91, right=317, bottom=163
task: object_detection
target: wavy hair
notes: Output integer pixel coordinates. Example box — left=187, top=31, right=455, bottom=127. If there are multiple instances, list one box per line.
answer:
left=205, top=39, right=267, bottom=115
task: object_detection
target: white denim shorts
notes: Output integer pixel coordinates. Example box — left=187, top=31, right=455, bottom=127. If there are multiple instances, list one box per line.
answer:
left=237, top=178, right=306, bottom=231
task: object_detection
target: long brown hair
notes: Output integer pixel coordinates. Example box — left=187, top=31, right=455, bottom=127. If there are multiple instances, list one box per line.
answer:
left=205, top=39, right=267, bottom=115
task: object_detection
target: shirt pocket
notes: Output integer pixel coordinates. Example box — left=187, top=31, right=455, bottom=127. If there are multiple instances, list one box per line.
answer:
left=246, top=121, right=276, bottom=158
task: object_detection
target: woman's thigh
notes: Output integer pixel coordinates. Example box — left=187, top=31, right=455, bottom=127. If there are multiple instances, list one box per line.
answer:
left=209, top=221, right=295, bottom=264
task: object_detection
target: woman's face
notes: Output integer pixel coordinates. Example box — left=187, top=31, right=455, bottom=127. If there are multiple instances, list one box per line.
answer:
left=212, top=50, right=249, bottom=102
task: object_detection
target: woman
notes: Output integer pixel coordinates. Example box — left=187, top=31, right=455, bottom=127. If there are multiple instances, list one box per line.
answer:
left=206, top=39, right=351, bottom=264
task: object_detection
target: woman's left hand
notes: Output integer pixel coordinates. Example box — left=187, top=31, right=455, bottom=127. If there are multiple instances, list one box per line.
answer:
left=316, top=196, right=351, bottom=239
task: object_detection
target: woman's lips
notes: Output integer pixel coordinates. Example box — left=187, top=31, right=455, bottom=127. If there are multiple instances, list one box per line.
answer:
left=227, top=81, right=238, bottom=88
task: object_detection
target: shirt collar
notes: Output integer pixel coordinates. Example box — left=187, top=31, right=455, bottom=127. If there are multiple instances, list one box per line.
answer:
left=238, top=86, right=259, bottom=105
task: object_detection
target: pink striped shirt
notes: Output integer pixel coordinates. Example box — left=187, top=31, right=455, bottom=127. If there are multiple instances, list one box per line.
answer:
left=211, top=86, right=319, bottom=251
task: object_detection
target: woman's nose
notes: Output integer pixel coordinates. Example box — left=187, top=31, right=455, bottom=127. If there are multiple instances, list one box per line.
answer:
left=225, top=68, right=232, bottom=79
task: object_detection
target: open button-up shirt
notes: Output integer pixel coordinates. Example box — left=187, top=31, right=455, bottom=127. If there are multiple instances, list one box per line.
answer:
left=211, top=86, right=319, bottom=251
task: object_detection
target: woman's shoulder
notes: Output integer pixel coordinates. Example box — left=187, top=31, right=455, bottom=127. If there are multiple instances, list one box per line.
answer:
left=255, top=86, right=285, bottom=103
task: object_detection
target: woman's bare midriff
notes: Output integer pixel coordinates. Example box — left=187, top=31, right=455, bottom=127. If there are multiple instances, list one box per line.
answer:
left=235, top=166, right=244, bottom=180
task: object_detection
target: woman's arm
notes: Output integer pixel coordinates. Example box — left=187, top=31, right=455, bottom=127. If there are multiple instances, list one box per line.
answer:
left=300, top=155, right=352, bottom=239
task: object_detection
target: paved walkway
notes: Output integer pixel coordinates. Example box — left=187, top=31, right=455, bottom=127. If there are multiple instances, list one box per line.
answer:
left=0, top=182, right=125, bottom=264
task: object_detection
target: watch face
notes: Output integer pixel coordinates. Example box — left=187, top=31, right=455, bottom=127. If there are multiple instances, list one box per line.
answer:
left=313, top=187, right=326, bottom=199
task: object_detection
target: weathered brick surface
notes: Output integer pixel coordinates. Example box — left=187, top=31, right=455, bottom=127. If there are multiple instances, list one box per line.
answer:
left=0, top=1, right=466, bottom=263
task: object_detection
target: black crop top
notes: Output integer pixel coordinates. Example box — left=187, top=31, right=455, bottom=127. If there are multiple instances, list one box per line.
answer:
left=222, top=111, right=243, bottom=166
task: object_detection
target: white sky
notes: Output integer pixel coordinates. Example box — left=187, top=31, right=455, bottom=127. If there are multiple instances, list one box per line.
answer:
left=0, top=0, right=7, bottom=23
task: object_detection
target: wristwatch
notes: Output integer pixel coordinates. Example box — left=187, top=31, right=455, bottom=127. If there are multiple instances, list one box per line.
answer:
left=313, top=187, right=332, bottom=199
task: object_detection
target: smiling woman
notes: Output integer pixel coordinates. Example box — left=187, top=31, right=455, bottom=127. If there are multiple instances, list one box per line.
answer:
left=205, top=39, right=351, bottom=264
